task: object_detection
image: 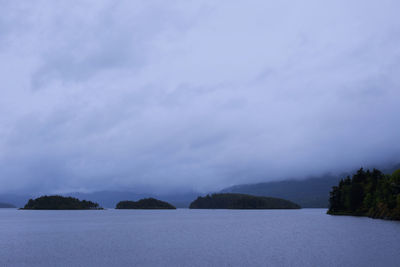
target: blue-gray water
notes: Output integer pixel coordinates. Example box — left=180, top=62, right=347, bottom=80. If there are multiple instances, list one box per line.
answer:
left=1, top=208, right=399, bottom=267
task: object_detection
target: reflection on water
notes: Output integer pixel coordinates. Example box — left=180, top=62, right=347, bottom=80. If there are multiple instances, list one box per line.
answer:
left=0, top=208, right=399, bottom=267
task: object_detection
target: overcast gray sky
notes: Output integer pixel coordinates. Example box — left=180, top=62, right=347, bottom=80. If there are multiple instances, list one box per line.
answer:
left=0, top=0, right=400, bottom=194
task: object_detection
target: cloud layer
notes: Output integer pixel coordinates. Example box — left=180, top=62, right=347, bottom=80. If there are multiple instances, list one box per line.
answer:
left=1, top=0, right=400, bottom=193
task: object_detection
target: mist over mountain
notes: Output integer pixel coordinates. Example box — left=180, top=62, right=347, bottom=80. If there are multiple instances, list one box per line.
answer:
left=221, top=163, right=400, bottom=208
left=0, top=202, right=15, bottom=208
left=221, top=176, right=339, bottom=208
left=2, top=163, right=398, bottom=208
left=0, top=1, right=400, bottom=194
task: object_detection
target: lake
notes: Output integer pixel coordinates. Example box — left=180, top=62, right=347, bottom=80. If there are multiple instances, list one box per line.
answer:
left=0, top=208, right=399, bottom=267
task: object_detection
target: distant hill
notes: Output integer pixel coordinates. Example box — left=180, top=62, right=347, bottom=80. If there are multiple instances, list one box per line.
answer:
left=0, top=202, right=16, bottom=208
left=189, top=193, right=300, bottom=209
left=221, top=175, right=340, bottom=208
left=1, top=163, right=398, bottom=209
left=221, top=163, right=400, bottom=208
left=0, top=194, right=33, bottom=208
left=116, top=198, right=176, bottom=209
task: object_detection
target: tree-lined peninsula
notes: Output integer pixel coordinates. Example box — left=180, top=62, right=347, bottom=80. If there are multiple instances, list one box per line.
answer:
left=328, top=168, right=400, bottom=220
left=189, top=193, right=301, bottom=209
left=116, top=198, right=176, bottom=209
left=22, top=195, right=103, bottom=210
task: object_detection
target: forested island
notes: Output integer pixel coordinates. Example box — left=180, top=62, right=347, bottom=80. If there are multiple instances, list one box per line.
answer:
left=328, top=168, right=400, bottom=220
left=22, top=195, right=103, bottom=210
left=116, top=198, right=176, bottom=209
left=0, top=202, right=16, bottom=208
left=189, top=193, right=301, bottom=209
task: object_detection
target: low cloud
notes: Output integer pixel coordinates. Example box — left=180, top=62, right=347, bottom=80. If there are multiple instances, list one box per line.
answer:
left=0, top=0, right=400, bottom=194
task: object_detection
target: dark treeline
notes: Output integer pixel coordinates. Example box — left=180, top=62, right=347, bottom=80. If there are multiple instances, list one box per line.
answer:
left=190, top=193, right=301, bottom=209
left=22, top=195, right=102, bottom=210
left=116, top=198, right=176, bottom=209
left=328, top=168, right=400, bottom=220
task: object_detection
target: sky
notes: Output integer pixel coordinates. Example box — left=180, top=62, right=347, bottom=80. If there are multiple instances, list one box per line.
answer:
left=0, top=0, right=400, bottom=194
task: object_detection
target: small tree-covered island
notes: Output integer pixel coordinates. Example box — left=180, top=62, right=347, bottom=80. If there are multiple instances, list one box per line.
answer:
left=328, top=168, right=400, bottom=220
left=116, top=198, right=176, bottom=209
left=189, top=193, right=301, bottom=209
left=22, top=195, right=103, bottom=210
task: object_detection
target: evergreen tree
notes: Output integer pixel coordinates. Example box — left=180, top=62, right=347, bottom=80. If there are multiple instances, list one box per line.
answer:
left=328, top=168, right=400, bottom=220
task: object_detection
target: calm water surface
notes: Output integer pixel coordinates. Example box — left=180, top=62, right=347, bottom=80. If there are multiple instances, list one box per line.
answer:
left=0, top=208, right=399, bottom=267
